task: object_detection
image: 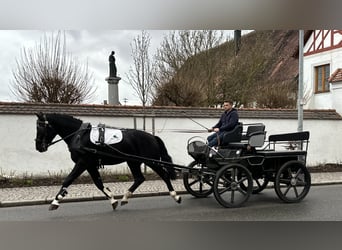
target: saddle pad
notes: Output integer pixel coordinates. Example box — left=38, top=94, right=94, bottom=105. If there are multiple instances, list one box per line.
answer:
left=90, top=126, right=123, bottom=145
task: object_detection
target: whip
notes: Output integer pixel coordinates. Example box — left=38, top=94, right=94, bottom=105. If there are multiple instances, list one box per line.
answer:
left=182, top=111, right=210, bottom=131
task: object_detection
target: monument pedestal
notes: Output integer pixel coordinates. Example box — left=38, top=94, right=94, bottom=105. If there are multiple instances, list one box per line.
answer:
left=105, top=76, right=121, bottom=105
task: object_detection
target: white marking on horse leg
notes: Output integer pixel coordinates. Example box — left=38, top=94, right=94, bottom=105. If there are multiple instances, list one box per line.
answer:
left=110, top=197, right=119, bottom=210
left=170, top=191, right=182, bottom=204
left=121, top=190, right=132, bottom=206
left=104, top=187, right=118, bottom=210
left=57, top=187, right=68, bottom=200
left=49, top=199, right=60, bottom=211
left=49, top=187, right=68, bottom=211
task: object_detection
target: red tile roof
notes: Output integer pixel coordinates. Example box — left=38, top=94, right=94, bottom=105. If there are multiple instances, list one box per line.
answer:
left=329, top=68, right=342, bottom=83
left=0, top=102, right=341, bottom=120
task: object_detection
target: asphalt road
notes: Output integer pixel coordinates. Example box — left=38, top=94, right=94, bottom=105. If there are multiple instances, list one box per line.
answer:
left=1, top=184, right=342, bottom=221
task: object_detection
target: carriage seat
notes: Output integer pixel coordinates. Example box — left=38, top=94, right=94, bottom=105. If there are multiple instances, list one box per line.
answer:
left=220, top=123, right=243, bottom=147
left=256, top=131, right=310, bottom=157
left=242, top=124, right=265, bottom=141
left=226, top=124, right=266, bottom=150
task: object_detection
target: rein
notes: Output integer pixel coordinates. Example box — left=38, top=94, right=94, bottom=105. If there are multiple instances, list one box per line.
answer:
left=48, top=129, right=83, bottom=147
left=48, top=123, right=91, bottom=148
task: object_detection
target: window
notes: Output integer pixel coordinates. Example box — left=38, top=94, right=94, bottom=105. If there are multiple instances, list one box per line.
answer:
left=314, top=64, right=330, bottom=93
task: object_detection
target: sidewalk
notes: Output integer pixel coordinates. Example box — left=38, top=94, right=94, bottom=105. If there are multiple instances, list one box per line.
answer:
left=1, top=172, right=342, bottom=207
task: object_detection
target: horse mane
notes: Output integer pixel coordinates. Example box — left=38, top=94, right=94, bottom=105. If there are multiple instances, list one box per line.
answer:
left=46, top=113, right=83, bottom=129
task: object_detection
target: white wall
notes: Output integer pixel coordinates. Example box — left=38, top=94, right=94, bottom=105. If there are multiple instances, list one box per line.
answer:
left=331, top=82, right=342, bottom=115
left=0, top=114, right=341, bottom=176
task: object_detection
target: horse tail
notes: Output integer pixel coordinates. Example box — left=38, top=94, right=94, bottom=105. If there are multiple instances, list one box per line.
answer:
left=154, top=136, right=177, bottom=180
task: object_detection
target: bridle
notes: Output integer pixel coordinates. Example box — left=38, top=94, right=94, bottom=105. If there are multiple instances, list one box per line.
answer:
left=36, top=115, right=53, bottom=150
left=36, top=114, right=85, bottom=149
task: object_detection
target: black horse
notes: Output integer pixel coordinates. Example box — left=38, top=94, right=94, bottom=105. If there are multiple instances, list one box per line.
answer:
left=35, top=113, right=181, bottom=210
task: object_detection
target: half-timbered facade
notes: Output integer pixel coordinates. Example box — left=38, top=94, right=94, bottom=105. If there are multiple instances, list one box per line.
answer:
left=303, top=30, right=342, bottom=114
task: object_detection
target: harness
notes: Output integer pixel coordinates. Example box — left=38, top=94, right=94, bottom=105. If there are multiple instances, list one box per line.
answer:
left=37, top=116, right=122, bottom=170
left=50, top=124, right=90, bottom=148
left=68, top=122, right=91, bottom=151
left=97, top=123, right=106, bottom=145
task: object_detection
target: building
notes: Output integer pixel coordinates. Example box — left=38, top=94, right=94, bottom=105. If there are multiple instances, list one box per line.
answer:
left=303, top=30, right=342, bottom=114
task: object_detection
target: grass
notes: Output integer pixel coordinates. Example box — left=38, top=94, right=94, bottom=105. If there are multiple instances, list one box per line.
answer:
left=0, top=169, right=161, bottom=188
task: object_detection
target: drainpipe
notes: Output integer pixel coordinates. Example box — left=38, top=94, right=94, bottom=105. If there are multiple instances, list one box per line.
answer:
left=298, top=30, right=304, bottom=132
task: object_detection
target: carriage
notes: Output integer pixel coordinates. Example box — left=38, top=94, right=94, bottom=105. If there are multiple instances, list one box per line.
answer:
left=35, top=113, right=311, bottom=210
left=183, top=123, right=311, bottom=208
left=81, top=122, right=311, bottom=209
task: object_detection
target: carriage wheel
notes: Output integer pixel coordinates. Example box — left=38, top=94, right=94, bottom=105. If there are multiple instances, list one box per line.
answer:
left=274, top=160, right=311, bottom=203
left=240, top=175, right=269, bottom=194
left=183, top=161, right=214, bottom=198
left=213, top=164, right=253, bottom=208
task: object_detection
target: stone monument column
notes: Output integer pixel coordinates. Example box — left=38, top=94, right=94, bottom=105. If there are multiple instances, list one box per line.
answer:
left=105, top=51, right=121, bottom=105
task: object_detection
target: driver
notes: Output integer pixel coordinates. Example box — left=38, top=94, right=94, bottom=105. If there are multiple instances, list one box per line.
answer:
left=207, top=100, right=239, bottom=147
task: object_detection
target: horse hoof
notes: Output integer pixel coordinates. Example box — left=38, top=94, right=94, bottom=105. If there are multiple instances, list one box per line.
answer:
left=49, top=204, right=59, bottom=211
left=111, top=200, right=118, bottom=210
left=121, top=200, right=128, bottom=206
left=176, top=197, right=182, bottom=204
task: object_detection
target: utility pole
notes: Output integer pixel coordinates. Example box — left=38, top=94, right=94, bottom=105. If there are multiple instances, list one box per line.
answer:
left=298, top=30, right=304, bottom=132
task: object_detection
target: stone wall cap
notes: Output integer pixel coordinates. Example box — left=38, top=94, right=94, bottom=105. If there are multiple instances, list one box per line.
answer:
left=0, top=102, right=341, bottom=120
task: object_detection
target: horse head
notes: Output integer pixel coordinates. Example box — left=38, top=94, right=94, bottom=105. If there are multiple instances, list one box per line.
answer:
left=35, top=112, right=58, bottom=152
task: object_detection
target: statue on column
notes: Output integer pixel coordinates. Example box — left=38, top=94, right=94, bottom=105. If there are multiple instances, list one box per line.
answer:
left=109, top=51, right=117, bottom=77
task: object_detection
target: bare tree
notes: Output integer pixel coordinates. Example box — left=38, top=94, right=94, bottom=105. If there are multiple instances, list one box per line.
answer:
left=153, top=30, right=225, bottom=106
left=11, top=31, right=96, bottom=104
left=126, top=30, right=155, bottom=107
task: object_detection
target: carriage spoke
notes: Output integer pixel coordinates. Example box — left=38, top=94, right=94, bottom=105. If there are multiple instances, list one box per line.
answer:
left=205, top=180, right=214, bottom=187
left=231, top=168, right=237, bottom=181
left=295, top=168, right=303, bottom=178
left=202, top=176, right=213, bottom=186
left=255, top=179, right=262, bottom=188
left=279, top=178, right=291, bottom=184
left=296, top=180, right=307, bottom=186
left=231, top=190, right=235, bottom=203
left=236, top=176, right=248, bottom=185
left=199, top=182, right=204, bottom=193
left=219, top=175, right=232, bottom=186
left=237, top=186, right=247, bottom=195
left=283, top=185, right=291, bottom=196
left=293, top=186, right=299, bottom=198
left=218, top=186, right=232, bottom=194
left=189, top=179, right=199, bottom=187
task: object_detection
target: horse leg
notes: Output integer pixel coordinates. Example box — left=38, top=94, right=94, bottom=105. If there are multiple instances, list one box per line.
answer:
left=87, top=166, right=119, bottom=210
left=151, top=166, right=181, bottom=204
left=120, top=161, right=145, bottom=206
left=49, top=162, right=86, bottom=211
